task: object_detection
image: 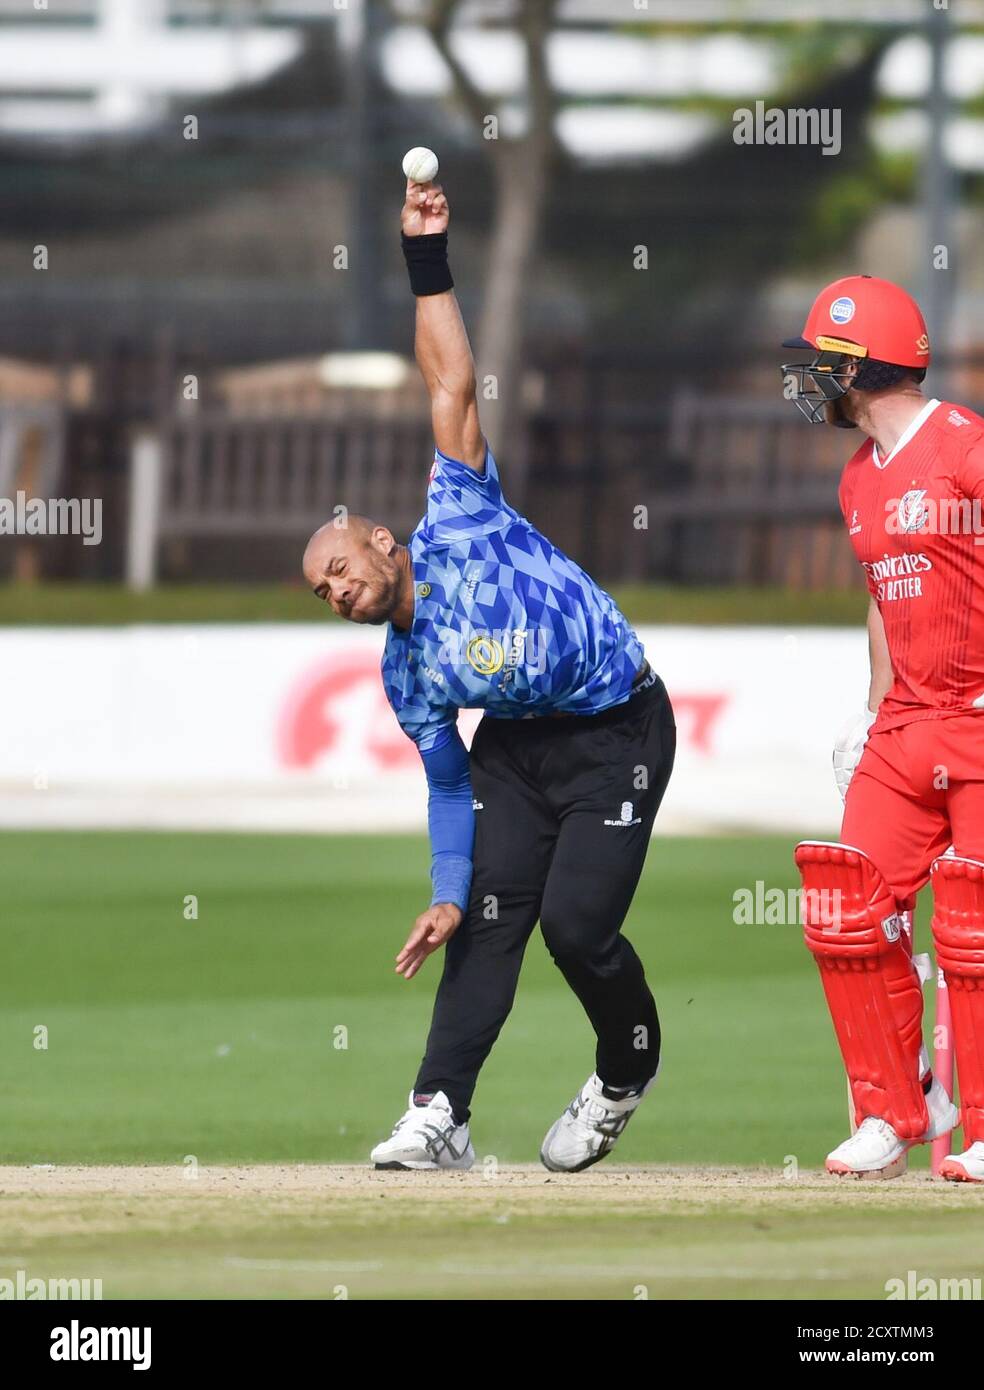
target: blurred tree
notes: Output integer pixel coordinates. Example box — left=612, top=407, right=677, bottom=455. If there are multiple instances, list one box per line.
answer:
left=0, top=8, right=977, bottom=392
left=529, top=21, right=902, bottom=366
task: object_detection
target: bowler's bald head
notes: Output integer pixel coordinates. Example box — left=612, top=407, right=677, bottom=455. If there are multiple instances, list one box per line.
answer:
left=302, top=514, right=377, bottom=582
left=302, top=513, right=405, bottom=625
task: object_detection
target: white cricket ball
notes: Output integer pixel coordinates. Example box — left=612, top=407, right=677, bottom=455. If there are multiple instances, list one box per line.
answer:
left=402, top=146, right=439, bottom=184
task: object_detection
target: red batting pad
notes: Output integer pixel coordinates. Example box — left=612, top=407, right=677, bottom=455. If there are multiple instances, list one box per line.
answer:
left=795, top=841, right=928, bottom=1141
left=931, top=856, right=984, bottom=1145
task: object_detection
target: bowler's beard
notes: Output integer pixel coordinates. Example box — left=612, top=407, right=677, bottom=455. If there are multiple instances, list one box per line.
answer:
left=354, top=555, right=403, bottom=625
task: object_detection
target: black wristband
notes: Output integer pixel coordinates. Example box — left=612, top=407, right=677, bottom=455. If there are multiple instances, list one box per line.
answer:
left=401, top=231, right=454, bottom=297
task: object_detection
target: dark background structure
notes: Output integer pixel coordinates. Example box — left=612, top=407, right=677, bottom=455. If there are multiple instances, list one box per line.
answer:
left=0, top=0, right=981, bottom=591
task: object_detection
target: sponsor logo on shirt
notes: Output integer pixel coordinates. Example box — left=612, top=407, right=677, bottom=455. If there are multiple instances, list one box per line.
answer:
left=449, top=628, right=550, bottom=677
left=849, top=508, right=862, bottom=536
left=505, top=630, right=528, bottom=669
left=948, top=409, right=970, bottom=428
left=463, top=566, right=481, bottom=603
left=864, top=552, right=932, bottom=583
left=604, top=800, right=642, bottom=828
left=862, top=551, right=933, bottom=602
left=465, top=635, right=505, bottom=675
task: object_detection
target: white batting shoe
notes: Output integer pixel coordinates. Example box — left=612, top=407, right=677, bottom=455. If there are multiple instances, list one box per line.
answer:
left=825, top=1118, right=910, bottom=1179
left=540, top=1071, right=656, bottom=1173
left=939, top=1142, right=984, bottom=1184
left=826, top=1076, right=958, bottom=1178
left=371, top=1090, right=474, bottom=1171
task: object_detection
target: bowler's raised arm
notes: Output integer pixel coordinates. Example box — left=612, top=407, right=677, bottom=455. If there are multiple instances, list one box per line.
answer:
left=400, top=179, right=486, bottom=472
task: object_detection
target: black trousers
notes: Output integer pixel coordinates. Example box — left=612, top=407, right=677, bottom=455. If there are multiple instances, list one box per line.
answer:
left=415, top=670, right=676, bottom=1122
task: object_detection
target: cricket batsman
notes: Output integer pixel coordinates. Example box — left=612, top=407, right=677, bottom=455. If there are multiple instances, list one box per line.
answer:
left=302, top=174, right=676, bottom=1171
left=783, top=274, right=984, bottom=1181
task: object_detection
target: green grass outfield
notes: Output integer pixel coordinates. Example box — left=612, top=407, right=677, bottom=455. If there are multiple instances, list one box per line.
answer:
left=2, top=830, right=981, bottom=1301
left=1, top=831, right=849, bottom=1168
left=0, top=582, right=867, bottom=627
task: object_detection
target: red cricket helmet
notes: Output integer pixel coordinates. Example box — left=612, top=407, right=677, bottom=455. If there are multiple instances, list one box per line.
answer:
left=784, top=274, right=930, bottom=369
left=781, top=275, right=930, bottom=426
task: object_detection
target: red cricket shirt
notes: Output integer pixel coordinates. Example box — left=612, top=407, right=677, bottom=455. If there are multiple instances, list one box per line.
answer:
left=839, top=398, right=984, bottom=732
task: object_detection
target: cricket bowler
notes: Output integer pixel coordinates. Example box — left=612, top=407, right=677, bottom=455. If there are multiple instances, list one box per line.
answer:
left=783, top=274, right=984, bottom=1181
left=302, top=176, right=676, bottom=1171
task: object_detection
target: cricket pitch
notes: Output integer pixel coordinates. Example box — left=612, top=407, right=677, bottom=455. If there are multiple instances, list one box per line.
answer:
left=2, top=1165, right=982, bottom=1300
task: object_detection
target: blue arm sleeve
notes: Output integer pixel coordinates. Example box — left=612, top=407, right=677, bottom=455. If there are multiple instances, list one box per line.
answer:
left=419, top=726, right=475, bottom=912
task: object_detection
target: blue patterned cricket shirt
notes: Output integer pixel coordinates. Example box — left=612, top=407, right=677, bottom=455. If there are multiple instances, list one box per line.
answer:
left=381, top=447, right=645, bottom=752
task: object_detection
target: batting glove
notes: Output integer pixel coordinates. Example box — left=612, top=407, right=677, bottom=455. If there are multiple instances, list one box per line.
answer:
left=832, top=706, right=877, bottom=802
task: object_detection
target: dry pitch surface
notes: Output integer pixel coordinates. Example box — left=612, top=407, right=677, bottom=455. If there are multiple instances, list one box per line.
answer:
left=2, top=1164, right=983, bottom=1300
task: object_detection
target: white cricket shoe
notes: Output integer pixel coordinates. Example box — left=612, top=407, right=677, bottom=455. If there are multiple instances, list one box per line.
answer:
left=825, top=1118, right=910, bottom=1179
left=939, top=1142, right=984, bottom=1184
left=826, top=1076, right=959, bottom=1179
left=370, top=1090, right=474, bottom=1171
left=540, top=1071, right=656, bottom=1173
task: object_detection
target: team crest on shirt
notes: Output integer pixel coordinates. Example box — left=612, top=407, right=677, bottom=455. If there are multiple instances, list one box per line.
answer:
left=897, top=489, right=929, bottom=534
left=465, top=635, right=505, bottom=675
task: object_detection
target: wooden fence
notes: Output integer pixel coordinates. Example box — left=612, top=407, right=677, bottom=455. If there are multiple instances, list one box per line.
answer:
left=7, top=383, right=976, bottom=590
left=128, top=408, right=434, bottom=587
